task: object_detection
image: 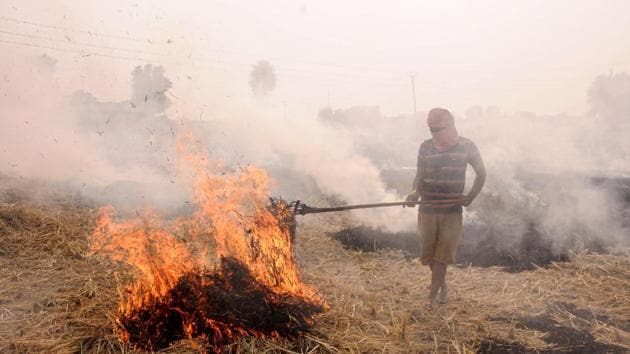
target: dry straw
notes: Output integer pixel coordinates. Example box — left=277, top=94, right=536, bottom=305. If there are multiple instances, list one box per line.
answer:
left=1, top=198, right=628, bottom=353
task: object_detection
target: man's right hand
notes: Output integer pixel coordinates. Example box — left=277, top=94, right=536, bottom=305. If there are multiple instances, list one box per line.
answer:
left=404, top=192, right=419, bottom=207
left=458, top=195, right=473, bottom=207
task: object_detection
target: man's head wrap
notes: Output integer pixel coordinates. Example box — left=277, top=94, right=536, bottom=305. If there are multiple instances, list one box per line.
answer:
left=427, top=108, right=459, bottom=152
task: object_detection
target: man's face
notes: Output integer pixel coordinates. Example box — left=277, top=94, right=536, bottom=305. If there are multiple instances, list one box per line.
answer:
left=426, top=108, right=455, bottom=138
left=429, top=125, right=447, bottom=134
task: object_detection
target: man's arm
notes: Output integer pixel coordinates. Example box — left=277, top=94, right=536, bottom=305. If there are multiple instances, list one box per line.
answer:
left=463, top=144, right=486, bottom=206
left=405, top=148, right=424, bottom=205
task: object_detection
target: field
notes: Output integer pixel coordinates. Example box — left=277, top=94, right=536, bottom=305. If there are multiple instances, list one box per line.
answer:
left=0, top=182, right=629, bottom=353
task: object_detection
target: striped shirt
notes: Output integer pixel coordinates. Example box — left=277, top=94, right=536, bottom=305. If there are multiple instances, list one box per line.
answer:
left=414, top=137, right=482, bottom=213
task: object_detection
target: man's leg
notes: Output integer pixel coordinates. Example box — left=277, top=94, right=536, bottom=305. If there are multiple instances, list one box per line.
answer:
left=439, top=265, right=449, bottom=303
left=433, top=213, right=463, bottom=304
left=418, top=213, right=440, bottom=311
left=428, top=260, right=447, bottom=309
left=428, top=262, right=448, bottom=304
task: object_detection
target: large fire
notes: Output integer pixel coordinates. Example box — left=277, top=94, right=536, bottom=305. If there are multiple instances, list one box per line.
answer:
left=89, top=146, right=326, bottom=351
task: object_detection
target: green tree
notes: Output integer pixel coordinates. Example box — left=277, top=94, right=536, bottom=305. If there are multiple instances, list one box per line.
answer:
left=249, top=60, right=276, bottom=96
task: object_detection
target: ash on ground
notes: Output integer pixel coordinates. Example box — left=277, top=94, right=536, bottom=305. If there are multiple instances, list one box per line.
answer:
left=119, top=257, right=324, bottom=352
left=332, top=223, right=574, bottom=272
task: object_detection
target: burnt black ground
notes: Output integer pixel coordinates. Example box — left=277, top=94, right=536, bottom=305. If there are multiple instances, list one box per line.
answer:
left=488, top=313, right=627, bottom=354
left=119, top=258, right=323, bottom=352
left=331, top=222, right=571, bottom=272
left=553, top=302, right=630, bottom=332
left=331, top=176, right=630, bottom=272
left=476, top=338, right=536, bottom=354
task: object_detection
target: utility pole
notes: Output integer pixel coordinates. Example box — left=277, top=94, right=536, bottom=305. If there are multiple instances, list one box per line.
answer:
left=327, top=89, right=331, bottom=108
left=409, top=73, right=417, bottom=116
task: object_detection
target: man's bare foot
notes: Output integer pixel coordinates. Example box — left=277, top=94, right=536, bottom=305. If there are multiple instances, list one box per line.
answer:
left=426, top=297, right=437, bottom=312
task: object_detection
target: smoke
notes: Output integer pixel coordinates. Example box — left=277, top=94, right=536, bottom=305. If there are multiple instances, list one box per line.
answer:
left=0, top=54, right=116, bottom=182
left=62, top=62, right=411, bottom=228
left=1, top=43, right=628, bottom=252
left=447, top=81, right=630, bottom=254
left=0, top=52, right=408, bottom=229
left=316, top=74, right=630, bottom=254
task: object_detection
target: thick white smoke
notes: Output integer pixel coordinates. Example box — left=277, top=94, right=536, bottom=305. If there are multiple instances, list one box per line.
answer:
left=317, top=75, right=630, bottom=253
left=1, top=54, right=411, bottom=229
left=1, top=46, right=628, bottom=249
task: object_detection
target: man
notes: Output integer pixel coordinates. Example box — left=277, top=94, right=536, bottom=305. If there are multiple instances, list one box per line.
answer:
left=406, top=108, right=486, bottom=311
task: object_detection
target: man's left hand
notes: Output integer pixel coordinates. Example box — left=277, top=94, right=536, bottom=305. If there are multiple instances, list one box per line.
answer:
left=460, top=195, right=473, bottom=207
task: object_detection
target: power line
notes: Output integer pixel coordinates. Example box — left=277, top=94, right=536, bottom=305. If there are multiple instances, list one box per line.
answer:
left=0, top=32, right=405, bottom=86
left=0, top=15, right=403, bottom=76
left=0, top=37, right=406, bottom=88
left=0, top=16, right=411, bottom=86
left=4, top=14, right=629, bottom=80
left=0, top=38, right=155, bottom=63
left=0, top=14, right=409, bottom=111
left=0, top=15, right=420, bottom=84
left=0, top=28, right=161, bottom=56
left=0, top=16, right=153, bottom=44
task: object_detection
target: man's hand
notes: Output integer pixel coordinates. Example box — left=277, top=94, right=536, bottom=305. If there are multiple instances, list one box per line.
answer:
left=405, top=192, right=419, bottom=207
left=460, top=195, right=473, bottom=207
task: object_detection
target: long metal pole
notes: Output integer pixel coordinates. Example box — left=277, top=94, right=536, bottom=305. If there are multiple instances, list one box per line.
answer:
left=295, top=199, right=461, bottom=215
left=300, top=201, right=415, bottom=214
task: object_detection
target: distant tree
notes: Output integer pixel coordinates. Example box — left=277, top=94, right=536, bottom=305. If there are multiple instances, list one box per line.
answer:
left=583, top=72, right=630, bottom=163
left=317, top=106, right=333, bottom=122
left=588, top=72, right=630, bottom=121
left=131, top=64, right=172, bottom=113
left=249, top=60, right=276, bottom=96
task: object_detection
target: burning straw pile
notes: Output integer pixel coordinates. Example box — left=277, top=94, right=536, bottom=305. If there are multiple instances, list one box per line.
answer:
left=88, top=157, right=326, bottom=351
left=119, top=258, right=322, bottom=351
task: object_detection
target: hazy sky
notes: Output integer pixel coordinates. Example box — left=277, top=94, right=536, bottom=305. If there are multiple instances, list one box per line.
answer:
left=2, top=0, right=630, bottom=116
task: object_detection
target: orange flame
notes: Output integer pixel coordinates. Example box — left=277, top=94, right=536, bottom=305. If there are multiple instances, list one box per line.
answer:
left=88, top=136, right=324, bottom=342
left=90, top=206, right=196, bottom=315
left=188, top=159, right=313, bottom=297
